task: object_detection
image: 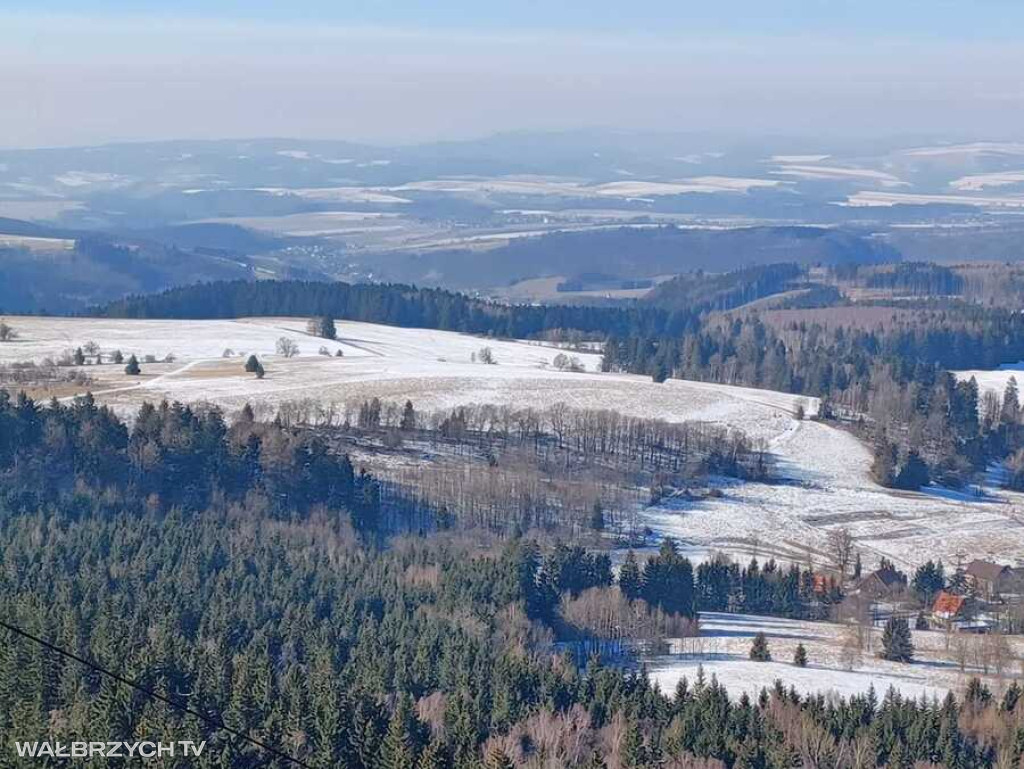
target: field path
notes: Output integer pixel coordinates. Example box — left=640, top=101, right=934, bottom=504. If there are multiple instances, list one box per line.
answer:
left=58, top=359, right=210, bottom=402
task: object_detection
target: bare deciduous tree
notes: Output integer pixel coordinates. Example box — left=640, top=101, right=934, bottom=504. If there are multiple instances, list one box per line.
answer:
left=276, top=337, right=299, bottom=358
left=827, top=528, right=856, bottom=580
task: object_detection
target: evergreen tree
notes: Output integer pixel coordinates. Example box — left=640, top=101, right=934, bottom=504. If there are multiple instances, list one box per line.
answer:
left=1002, top=377, right=1021, bottom=425
left=416, top=740, right=446, bottom=769
left=620, top=720, right=648, bottom=768
left=244, top=354, right=259, bottom=373
left=318, top=316, right=337, bottom=340
left=380, top=695, right=419, bottom=769
left=880, top=617, right=914, bottom=662
left=792, top=643, right=807, bottom=667
left=124, top=354, right=141, bottom=375
left=401, top=400, right=417, bottom=431
left=619, top=550, right=642, bottom=601
left=749, top=632, right=771, bottom=662
left=912, top=560, right=945, bottom=605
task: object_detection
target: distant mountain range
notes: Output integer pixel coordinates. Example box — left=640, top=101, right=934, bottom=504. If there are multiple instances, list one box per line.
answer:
left=2, top=131, right=1023, bottom=311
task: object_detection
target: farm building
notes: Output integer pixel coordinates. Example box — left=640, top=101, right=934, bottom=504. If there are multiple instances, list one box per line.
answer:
left=965, top=560, right=1013, bottom=600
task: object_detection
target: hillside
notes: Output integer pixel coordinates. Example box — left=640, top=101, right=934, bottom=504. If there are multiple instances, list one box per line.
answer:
left=368, top=225, right=898, bottom=289
left=0, top=219, right=317, bottom=313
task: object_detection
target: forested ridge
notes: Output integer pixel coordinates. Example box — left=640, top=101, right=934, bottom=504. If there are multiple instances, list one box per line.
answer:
left=95, top=280, right=685, bottom=340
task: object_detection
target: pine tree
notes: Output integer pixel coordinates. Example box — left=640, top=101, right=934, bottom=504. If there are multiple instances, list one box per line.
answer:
left=244, top=354, right=259, bottom=373
left=620, top=720, right=647, bottom=768
left=880, top=617, right=914, bottom=662
left=1002, top=377, right=1021, bottom=425
left=401, top=400, right=417, bottom=431
left=124, top=354, right=141, bottom=375
left=619, top=550, right=642, bottom=601
left=319, top=316, right=337, bottom=340
left=416, top=739, right=446, bottom=769
left=749, top=632, right=771, bottom=662
left=793, top=643, right=807, bottom=667
left=380, top=695, right=419, bottom=769
left=888, top=739, right=911, bottom=769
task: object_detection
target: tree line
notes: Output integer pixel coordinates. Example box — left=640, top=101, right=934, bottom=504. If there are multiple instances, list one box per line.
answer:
left=95, top=279, right=688, bottom=341
left=0, top=390, right=381, bottom=537
left=273, top=397, right=768, bottom=538
left=603, top=309, right=1024, bottom=489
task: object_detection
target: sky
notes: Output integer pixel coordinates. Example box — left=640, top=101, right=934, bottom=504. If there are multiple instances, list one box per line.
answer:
left=2, top=2, right=1024, bottom=148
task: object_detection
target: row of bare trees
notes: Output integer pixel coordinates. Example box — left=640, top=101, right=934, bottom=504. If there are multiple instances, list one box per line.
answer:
left=276, top=397, right=771, bottom=478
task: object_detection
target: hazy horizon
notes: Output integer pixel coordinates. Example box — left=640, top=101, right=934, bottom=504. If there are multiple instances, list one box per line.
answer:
left=4, top=2, right=1024, bottom=149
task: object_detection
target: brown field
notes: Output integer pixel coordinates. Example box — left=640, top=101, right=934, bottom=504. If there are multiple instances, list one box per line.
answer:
left=757, top=306, right=918, bottom=331
left=489, top=275, right=666, bottom=303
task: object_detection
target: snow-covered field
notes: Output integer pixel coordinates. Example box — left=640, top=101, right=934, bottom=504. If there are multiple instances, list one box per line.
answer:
left=646, top=613, right=1024, bottom=702
left=0, top=317, right=800, bottom=441
left=844, top=190, right=1024, bottom=209
left=773, top=165, right=907, bottom=188
left=951, top=171, right=1024, bottom=192
left=955, top=363, right=1024, bottom=400
left=4, top=316, right=1024, bottom=569
left=641, top=412, right=1024, bottom=570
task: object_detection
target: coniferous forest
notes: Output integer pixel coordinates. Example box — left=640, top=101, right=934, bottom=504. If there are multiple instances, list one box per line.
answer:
left=2, top=388, right=1024, bottom=768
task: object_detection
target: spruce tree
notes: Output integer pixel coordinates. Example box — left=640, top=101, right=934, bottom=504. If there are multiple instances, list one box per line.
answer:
left=793, top=643, right=807, bottom=667
left=416, top=739, right=446, bottom=769
left=620, top=720, right=647, bottom=768
left=124, top=354, right=141, bottom=375
left=244, top=354, right=259, bottom=373
left=880, top=617, right=914, bottom=662
left=380, top=695, right=419, bottom=769
left=749, top=632, right=771, bottom=662
left=401, top=400, right=416, bottom=431
left=619, top=550, right=642, bottom=601
left=321, top=316, right=337, bottom=340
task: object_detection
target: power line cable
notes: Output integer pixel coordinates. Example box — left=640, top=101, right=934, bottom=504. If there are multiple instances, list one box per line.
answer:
left=0, top=618, right=313, bottom=769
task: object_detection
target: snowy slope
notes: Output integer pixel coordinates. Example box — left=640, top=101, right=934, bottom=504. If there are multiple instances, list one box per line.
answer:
left=647, top=612, right=1024, bottom=702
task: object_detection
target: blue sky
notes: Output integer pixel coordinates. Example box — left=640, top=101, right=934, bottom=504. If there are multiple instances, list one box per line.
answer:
left=2, top=2, right=1023, bottom=148
left=12, top=1, right=1024, bottom=38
